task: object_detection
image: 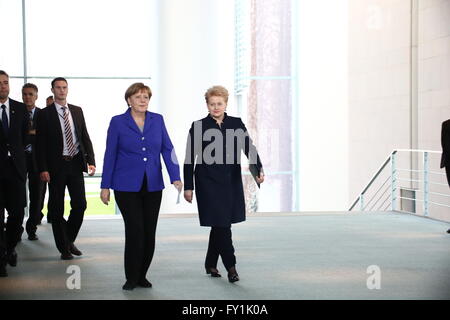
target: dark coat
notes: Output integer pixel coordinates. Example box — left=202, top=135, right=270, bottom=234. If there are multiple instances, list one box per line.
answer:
left=36, top=103, right=95, bottom=175
left=441, top=119, right=450, bottom=169
left=0, top=98, right=28, bottom=182
left=184, top=113, right=262, bottom=227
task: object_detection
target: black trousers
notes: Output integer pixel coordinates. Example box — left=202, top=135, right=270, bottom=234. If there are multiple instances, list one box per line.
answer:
left=25, top=153, right=47, bottom=235
left=445, top=165, right=450, bottom=188
left=114, top=180, right=162, bottom=284
left=47, top=154, right=86, bottom=254
left=0, top=158, right=26, bottom=263
left=205, top=226, right=236, bottom=271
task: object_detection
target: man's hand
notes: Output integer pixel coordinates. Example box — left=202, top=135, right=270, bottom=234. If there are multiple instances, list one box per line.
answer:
left=88, top=165, right=96, bottom=176
left=184, top=190, right=193, bottom=203
left=40, top=171, right=50, bottom=183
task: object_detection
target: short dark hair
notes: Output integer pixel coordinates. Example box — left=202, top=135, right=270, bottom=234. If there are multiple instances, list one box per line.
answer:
left=22, top=83, right=38, bottom=93
left=0, top=70, right=9, bottom=78
left=51, top=77, right=68, bottom=88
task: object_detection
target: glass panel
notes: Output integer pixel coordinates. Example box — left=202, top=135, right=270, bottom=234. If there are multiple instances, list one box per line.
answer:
left=0, top=1, right=23, bottom=75
left=244, top=79, right=294, bottom=212
left=25, top=0, right=158, bottom=77
left=7, top=78, right=26, bottom=103
left=250, top=0, right=292, bottom=77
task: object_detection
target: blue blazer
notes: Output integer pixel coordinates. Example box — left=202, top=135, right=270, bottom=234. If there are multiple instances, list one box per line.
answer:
left=101, top=109, right=180, bottom=192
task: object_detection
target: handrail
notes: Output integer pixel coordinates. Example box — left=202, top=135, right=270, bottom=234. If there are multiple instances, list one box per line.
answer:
left=349, top=149, right=448, bottom=217
left=349, top=150, right=396, bottom=210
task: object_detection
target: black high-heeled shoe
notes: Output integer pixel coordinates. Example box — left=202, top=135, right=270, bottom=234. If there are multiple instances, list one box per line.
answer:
left=227, top=266, right=239, bottom=283
left=122, top=281, right=137, bottom=290
left=138, top=278, right=152, bottom=288
left=205, top=267, right=222, bottom=278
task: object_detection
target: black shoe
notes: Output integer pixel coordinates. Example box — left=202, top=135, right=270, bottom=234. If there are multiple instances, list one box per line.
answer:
left=0, top=264, right=7, bottom=277
left=38, top=214, right=44, bottom=225
left=447, top=229, right=450, bottom=234
left=60, top=252, right=74, bottom=260
left=7, top=251, right=17, bottom=267
left=18, top=228, right=24, bottom=242
left=28, top=233, right=38, bottom=241
left=69, top=243, right=82, bottom=256
left=227, top=267, right=239, bottom=283
left=137, top=278, right=152, bottom=288
left=205, top=267, right=222, bottom=278
left=122, top=281, right=137, bottom=291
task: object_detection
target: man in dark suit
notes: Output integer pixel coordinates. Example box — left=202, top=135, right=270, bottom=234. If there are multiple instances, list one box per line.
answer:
left=440, top=119, right=450, bottom=234
left=0, top=70, right=29, bottom=277
left=22, top=83, right=47, bottom=240
left=44, top=95, right=54, bottom=224
left=36, top=77, right=96, bottom=260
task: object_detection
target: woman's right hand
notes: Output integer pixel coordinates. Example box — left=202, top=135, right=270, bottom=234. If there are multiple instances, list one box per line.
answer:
left=184, top=190, right=193, bottom=203
left=100, top=188, right=110, bottom=205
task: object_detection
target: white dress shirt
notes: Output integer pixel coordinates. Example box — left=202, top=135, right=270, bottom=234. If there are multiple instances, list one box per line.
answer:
left=54, top=102, right=80, bottom=156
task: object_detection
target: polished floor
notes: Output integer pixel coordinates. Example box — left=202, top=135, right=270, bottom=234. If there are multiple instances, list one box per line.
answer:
left=0, top=212, right=449, bottom=300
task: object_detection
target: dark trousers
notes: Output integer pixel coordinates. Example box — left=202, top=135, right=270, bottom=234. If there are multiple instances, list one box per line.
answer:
left=0, top=158, right=26, bottom=264
left=205, top=226, right=236, bottom=271
left=445, top=166, right=450, bottom=188
left=48, top=154, right=86, bottom=254
left=114, top=181, right=162, bottom=284
left=25, top=153, right=47, bottom=235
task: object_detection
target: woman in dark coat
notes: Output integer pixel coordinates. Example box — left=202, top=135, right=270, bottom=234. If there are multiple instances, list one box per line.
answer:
left=183, top=85, right=264, bottom=283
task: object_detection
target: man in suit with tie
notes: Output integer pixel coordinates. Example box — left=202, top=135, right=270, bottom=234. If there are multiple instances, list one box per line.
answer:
left=22, top=83, right=47, bottom=240
left=36, top=77, right=96, bottom=260
left=0, top=70, right=29, bottom=277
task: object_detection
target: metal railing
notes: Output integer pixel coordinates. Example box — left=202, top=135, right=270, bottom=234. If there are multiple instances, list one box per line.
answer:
left=349, top=149, right=450, bottom=219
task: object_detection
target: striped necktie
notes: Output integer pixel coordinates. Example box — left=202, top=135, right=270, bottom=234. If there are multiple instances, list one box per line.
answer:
left=62, top=107, right=76, bottom=156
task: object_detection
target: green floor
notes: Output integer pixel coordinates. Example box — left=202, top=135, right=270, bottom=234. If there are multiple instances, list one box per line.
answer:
left=1, top=212, right=449, bottom=300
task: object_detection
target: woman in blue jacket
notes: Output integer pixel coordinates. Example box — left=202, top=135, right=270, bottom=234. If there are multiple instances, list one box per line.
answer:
left=100, top=83, right=182, bottom=290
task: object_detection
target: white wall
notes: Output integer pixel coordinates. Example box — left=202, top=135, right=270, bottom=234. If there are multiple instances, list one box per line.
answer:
left=157, top=0, right=235, bottom=214
left=348, top=0, right=412, bottom=204
left=348, top=0, right=450, bottom=220
left=418, top=0, right=450, bottom=151
left=417, top=0, right=450, bottom=221
left=297, top=0, right=349, bottom=211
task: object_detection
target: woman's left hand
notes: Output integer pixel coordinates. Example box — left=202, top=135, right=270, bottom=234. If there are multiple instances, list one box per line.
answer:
left=256, top=173, right=265, bottom=184
left=173, top=180, right=183, bottom=192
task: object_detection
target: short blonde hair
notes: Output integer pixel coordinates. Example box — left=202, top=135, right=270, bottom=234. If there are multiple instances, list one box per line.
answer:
left=125, top=83, right=152, bottom=106
left=204, top=85, right=229, bottom=103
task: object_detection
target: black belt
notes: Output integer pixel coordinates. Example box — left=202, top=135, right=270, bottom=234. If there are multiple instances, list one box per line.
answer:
left=62, top=154, right=78, bottom=161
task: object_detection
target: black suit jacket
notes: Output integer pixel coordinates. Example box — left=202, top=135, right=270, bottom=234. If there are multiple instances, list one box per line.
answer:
left=0, top=98, right=28, bottom=181
left=36, top=103, right=95, bottom=175
left=441, top=119, right=450, bottom=169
